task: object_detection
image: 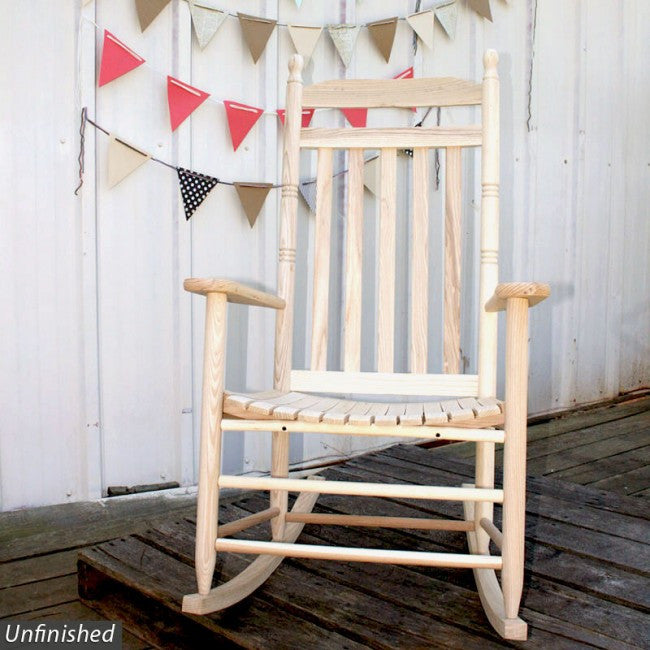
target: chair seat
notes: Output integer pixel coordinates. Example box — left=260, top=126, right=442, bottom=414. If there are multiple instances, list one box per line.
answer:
left=223, top=391, right=504, bottom=427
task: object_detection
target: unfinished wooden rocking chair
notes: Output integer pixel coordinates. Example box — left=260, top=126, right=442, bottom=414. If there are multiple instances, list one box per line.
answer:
left=182, top=51, right=549, bottom=641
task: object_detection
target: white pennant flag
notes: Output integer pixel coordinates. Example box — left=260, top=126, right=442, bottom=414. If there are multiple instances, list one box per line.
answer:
left=406, top=10, right=434, bottom=50
left=435, top=2, right=458, bottom=40
left=327, top=24, right=361, bottom=68
left=299, top=181, right=317, bottom=213
left=189, top=0, right=227, bottom=49
left=363, top=157, right=380, bottom=196
left=107, top=136, right=150, bottom=188
left=287, top=24, right=323, bottom=63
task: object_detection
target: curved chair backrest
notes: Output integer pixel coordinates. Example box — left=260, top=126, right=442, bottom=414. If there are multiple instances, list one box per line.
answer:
left=274, top=52, right=500, bottom=401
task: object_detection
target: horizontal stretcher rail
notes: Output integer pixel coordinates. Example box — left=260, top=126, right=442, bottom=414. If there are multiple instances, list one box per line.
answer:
left=218, top=476, right=504, bottom=503
left=284, top=512, right=475, bottom=532
left=480, top=517, right=503, bottom=550
left=218, top=508, right=280, bottom=538
left=215, top=538, right=502, bottom=569
left=220, top=420, right=505, bottom=443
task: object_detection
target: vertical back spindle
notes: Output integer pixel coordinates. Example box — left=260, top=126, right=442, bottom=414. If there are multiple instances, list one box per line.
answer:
left=343, top=148, right=365, bottom=371
left=310, top=148, right=334, bottom=370
left=410, top=148, right=429, bottom=373
left=377, top=148, right=397, bottom=373
left=444, top=146, right=462, bottom=373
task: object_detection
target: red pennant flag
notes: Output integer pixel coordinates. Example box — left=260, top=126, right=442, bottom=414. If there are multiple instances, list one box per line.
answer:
left=277, top=108, right=315, bottom=128
left=167, top=76, right=210, bottom=131
left=342, top=108, right=367, bottom=128
left=393, top=67, right=416, bottom=112
left=98, top=30, right=145, bottom=87
left=224, top=100, right=264, bottom=151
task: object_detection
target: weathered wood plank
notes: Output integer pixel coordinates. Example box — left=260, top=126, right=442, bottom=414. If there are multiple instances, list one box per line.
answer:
left=0, top=575, right=78, bottom=618
left=588, top=465, right=650, bottom=496
left=0, top=549, right=78, bottom=589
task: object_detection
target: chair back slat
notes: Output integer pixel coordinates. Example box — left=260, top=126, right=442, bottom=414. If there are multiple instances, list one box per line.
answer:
left=343, top=149, right=365, bottom=372
left=444, top=146, right=463, bottom=374
left=377, top=148, right=397, bottom=373
left=410, top=148, right=429, bottom=374
left=310, top=148, right=333, bottom=371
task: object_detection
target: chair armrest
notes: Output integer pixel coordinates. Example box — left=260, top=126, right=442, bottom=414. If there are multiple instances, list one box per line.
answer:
left=485, top=282, right=550, bottom=312
left=183, top=278, right=285, bottom=309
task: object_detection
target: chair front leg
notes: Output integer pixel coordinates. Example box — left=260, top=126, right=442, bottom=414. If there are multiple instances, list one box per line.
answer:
left=501, top=297, right=529, bottom=619
left=195, top=292, right=227, bottom=595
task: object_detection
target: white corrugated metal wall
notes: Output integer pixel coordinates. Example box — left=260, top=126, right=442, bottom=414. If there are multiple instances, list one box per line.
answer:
left=0, top=0, right=648, bottom=510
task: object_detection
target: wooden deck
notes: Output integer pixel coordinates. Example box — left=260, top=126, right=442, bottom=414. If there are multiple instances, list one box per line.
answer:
left=1, top=394, right=648, bottom=648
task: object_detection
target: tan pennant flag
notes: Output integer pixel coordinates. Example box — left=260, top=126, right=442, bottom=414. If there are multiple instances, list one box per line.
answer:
left=287, top=24, right=323, bottom=62
left=327, top=24, right=361, bottom=68
left=363, top=156, right=380, bottom=196
left=435, top=2, right=458, bottom=40
left=468, top=0, right=493, bottom=22
left=406, top=9, right=434, bottom=50
left=367, top=17, right=398, bottom=62
left=238, top=13, right=277, bottom=63
left=107, top=136, right=150, bottom=188
left=135, top=0, right=172, bottom=32
left=234, top=182, right=273, bottom=227
left=189, top=1, right=227, bottom=49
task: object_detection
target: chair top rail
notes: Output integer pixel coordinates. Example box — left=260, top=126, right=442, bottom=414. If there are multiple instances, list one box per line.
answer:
left=300, top=127, right=482, bottom=149
left=302, top=77, right=483, bottom=108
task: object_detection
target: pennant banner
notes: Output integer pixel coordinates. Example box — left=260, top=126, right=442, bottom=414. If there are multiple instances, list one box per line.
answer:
left=277, top=108, right=315, bottom=128
left=367, top=17, right=398, bottom=63
left=224, top=101, right=264, bottom=151
left=238, top=13, right=277, bottom=63
left=107, top=136, right=150, bottom=188
left=298, top=181, right=317, bottom=213
left=167, top=76, right=210, bottom=131
left=328, top=24, right=361, bottom=68
left=468, top=0, right=493, bottom=21
left=177, top=168, right=219, bottom=220
left=363, top=156, right=380, bottom=196
left=394, top=67, right=416, bottom=112
left=287, top=24, right=323, bottom=62
left=99, top=30, right=145, bottom=87
left=189, top=0, right=227, bottom=49
left=435, top=3, right=458, bottom=40
left=342, top=107, right=367, bottom=128
left=407, top=10, right=434, bottom=50
left=234, top=182, right=273, bottom=227
left=135, top=0, right=171, bottom=32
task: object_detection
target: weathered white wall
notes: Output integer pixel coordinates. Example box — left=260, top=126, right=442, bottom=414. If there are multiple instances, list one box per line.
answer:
left=0, top=0, right=648, bottom=510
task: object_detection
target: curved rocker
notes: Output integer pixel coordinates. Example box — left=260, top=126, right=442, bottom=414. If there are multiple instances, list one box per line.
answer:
left=463, top=498, right=527, bottom=641
left=182, top=489, right=320, bottom=615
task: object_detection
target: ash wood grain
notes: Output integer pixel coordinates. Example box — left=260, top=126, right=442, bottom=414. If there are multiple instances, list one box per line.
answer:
left=183, top=279, right=284, bottom=309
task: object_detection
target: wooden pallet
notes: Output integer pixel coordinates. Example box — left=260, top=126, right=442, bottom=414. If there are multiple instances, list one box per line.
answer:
left=77, top=445, right=649, bottom=649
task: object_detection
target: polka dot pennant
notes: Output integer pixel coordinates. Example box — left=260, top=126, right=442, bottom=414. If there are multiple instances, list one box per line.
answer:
left=177, top=167, right=219, bottom=220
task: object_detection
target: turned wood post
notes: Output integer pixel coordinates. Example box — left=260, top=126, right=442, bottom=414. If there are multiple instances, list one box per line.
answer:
left=475, top=50, right=500, bottom=553
left=502, top=297, right=529, bottom=619
left=195, top=291, right=227, bottom=594
left=271, top=54, right=304, bottom=539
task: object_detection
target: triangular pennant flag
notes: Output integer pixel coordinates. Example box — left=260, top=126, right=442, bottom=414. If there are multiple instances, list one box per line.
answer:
left=135, top=0, right=171, bottom=32
left=189, top=1, right=227, bottom=49
left=342, top=108, right=367, bottom=127
left=363, top=156, right=380, bottom=196
left=327, top=24, right=361, bottom=68
left=468, top=0, right=493, bottom=21
left=294, top=0, right=303, bottom=7
left=298, top=181, right=317, bottom=213
left=237, top=13, right=277, bottom=63
left=277, top=108, right=315, bottom=128
left=406, top=9, right=434, bottom=50
left=367, top=17, right=398, bottom=63
left=394, top=67, right=416, bottom=112
left=107, top=136, right=150, bottom=188
left=177, top=168, right=218, bottom=220
left=99, top=30, right=145, bottom=87
left=234, top=182, right=273, bottom=227
left=167, top=76, right=210, bottom=131
left=223, top=101, right=264, bottom=151
left=435, top=2, right=458, bottom=40
left=287, top=24, right=323, bottom=62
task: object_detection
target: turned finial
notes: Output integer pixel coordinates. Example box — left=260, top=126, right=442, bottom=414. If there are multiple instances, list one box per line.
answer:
left=288, top=54, right=304, bottom=82
left=483, top=49, right=499, bottom=72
